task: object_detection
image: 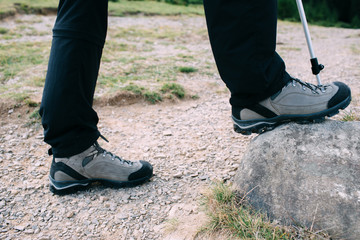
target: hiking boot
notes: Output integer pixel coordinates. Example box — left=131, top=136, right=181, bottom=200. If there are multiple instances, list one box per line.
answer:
left=232, top=78, right=351, bottom=135
left=49, top=141, right=153, bottom=195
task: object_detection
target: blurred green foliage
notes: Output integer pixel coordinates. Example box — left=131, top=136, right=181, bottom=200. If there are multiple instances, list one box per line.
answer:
left=162, top=0, right=360, bottom=28
left=278, top=0, right=360, bottom=28
left=1, top=0, right=359, bottom=28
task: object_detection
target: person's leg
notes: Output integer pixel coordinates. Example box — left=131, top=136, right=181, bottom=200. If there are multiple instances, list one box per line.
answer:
left=204, top=0, right=351, bottom=135
left=40, top=0, right=108, bottom=158
left=40, top=0, right=153, bottom=195
left=203, top=0, right=291, bottom=108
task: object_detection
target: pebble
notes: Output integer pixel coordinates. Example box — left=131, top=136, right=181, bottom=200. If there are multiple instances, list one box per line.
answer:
left=173, top=172, right=182, bottom=178
left=24, top=229, right=34, bottom=234
left=163, top=130, right=172, bottom=136
left=14, top=225, right=26, bottom=231
left=155, top=154, right=166, bottom=159
left=66, top=212, right=75, bottom=218
left=116, top=213, right=128, bottom=220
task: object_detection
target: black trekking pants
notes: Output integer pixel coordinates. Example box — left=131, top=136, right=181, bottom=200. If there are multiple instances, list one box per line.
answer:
left=40, top=0, right=291, bottom=157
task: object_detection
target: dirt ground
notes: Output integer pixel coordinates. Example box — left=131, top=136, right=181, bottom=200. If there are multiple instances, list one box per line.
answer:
left=0, top=14, right=359, bottom=240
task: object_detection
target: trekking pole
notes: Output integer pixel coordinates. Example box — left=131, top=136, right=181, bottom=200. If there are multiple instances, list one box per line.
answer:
left=295, top=0, right=324, bottom=86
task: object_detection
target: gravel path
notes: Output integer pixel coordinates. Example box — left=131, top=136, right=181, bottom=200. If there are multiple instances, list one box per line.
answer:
left=0, top=15, right=359, bottom=240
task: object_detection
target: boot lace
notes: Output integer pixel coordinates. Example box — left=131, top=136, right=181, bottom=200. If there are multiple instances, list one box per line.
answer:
left=94, top=141, right=133, bottom=165
left=291, top=78, right=327, bottom=94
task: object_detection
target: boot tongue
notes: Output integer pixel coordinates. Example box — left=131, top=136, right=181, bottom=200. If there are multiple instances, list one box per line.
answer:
left=82, top=144, right=100, bottom=167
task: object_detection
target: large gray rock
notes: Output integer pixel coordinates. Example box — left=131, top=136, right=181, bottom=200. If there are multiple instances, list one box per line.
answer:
left=234, top=120, right=360, bottom=239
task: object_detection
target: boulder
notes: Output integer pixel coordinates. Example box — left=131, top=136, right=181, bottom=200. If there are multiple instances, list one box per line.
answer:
left=234, top=120, right=360, bottom=239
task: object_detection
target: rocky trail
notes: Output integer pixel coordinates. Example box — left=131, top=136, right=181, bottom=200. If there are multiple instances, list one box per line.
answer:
left=0, top=14, right=359, bottom=240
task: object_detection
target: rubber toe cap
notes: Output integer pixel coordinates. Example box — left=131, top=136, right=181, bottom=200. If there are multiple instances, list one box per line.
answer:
left=328, top=82, right=351, bottom=108
left=128, top=160, right=153, bottom=181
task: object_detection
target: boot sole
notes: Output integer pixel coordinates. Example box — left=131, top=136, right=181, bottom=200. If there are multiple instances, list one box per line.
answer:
left=233, top=96, right=351, bottom=135
left=49, top=174, right=153, bottom=195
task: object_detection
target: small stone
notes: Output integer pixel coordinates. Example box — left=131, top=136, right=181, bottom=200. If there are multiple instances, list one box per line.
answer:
left=66, top=212, right=75, bottom=218
left=198, top=145, right=207, bottom=151
left=190, top=172, right=199, bottom=177
left=8, top=109, right=14, bottom=114
left=163, top=130, right=172, bottom=136
left=172, top=195, right=181, bottom=201
left=173, top=172, right=182, bottom=178
left=14, top=225, right=25, bottom=231
left=24, top=229, right=34, bottom=234
left=92, top=218, right=99, bottom=225
left=155, top=154, right=166, bottom=159
left=38, top=235, right=51, bottom=240
left=116, top=213, right=128, bottom=220
left=122, top=194, right=131, bottom=201
left=199, top=175, right=208, bottom=181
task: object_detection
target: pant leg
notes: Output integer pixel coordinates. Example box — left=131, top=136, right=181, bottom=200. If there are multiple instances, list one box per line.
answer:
left=39, top=0, right=108, bottom=158
left=203, top=0, right=291, bottom=108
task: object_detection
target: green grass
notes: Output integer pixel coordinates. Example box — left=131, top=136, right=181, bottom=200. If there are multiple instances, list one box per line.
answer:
left=121, top=83, right=185, bottom=104
left=0, top=0, right=204, bottom=19
left=123, top=84, right=145, bottom=95
left=8, top=92, right=31, bottom=102
left=144, top=91, right=162, bottom=104
left=24, top=99, right=39, bottom=107
left=108, top=1, right=203, bottom=16
left=199, top=181, right=331, bottom=240
left=0, top=41, right=49, bottom=83
left=179, top=66, right=198, bottom=73
left=0, top=1, right=215, bottom=108
left=0, top=27, right=8, bottom=34
left=29, top=106, right=40, bottom=120
left=350, top=44, right=360, bottom=55
left=341, top=111, right=360, bottom=122
left=109, top=25, right=195, bottom=43
left=161, top=82, right=185, bottom=99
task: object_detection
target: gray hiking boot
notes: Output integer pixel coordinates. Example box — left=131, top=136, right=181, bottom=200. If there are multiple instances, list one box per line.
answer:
left=232, top=78, right=351, bottom=135
left=49, top=141, right=153, bottom=194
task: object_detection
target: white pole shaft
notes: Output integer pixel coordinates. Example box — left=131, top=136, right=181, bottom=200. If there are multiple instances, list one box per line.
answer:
left=295, top=0, right=322, bottom=86
left=296, top=0, right=316, bottom=58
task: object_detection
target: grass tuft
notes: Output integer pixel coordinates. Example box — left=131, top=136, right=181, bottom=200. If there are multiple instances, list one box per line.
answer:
left=200, top=181, right=331, bottom=240
left=123, top=84, right=145, bottom=95
left=29, top=107, right=41, bottom=120
left=144, top=91, right=162, bottom=104
left=179, top=66, right=198, bottom=73
left=341, top=110, right=360, bottom=122
left=24, top=99, right=39, bottom=107
left=160, top=82, right=185, bottom=99
left=0, top=27, right=9, bottom=34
